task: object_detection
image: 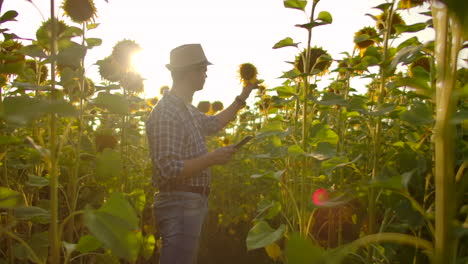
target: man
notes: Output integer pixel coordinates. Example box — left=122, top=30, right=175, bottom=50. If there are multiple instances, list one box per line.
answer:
left=145, top=44, right=256, bottom=264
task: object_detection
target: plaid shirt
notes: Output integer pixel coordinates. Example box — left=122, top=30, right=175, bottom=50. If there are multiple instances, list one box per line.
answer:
left=145, top=91, right=221, bottom=188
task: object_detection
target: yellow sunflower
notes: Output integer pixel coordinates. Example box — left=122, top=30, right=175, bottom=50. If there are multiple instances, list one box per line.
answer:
left=398, top=0, right=426, bottom=9
left=376, top=11, right=405, bottom=35
left=294, top=47, right=331, bottom=76
left=211, top=101, right=224, bottom=113
left=354, top=27, right=380, bottom=54
left=197, top=101, right=211, bottom=114
left=238, top=63, right=258, bottom=86
left=62, top=0, right=97, bottom=24
left=409, top=56, right=431, bottom=77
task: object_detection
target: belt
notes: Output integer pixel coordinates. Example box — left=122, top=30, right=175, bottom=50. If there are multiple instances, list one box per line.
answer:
left=159, top=184, right=210, bottom=196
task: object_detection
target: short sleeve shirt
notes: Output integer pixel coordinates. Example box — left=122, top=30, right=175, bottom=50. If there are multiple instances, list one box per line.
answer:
left=145, top=91, right=221, bottom=188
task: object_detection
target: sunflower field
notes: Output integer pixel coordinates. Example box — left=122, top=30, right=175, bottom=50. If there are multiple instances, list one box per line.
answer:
left=0, top=0, right=467, bottom=263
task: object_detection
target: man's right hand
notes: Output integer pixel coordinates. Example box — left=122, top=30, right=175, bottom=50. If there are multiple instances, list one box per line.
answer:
left=209, top=145, right=236, bottom=165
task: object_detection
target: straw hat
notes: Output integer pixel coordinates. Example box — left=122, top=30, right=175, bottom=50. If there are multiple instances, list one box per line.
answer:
left=166, top=44, right=213, bottom=71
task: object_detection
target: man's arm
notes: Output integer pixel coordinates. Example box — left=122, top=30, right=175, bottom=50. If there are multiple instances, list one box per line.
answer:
left=177, top=146, right=236, bottom=178
left=215, top=82, right=257, bottom=128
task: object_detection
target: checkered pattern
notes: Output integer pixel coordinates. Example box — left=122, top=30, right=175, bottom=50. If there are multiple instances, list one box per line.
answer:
left=145, top=91, right=221, bottom=188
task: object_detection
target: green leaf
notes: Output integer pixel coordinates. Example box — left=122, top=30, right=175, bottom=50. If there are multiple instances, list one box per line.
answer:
left=0, top=10, right=18, bottom=23
left=0, top=135, right=22, bottom=145
left=313, top=92, right=347, bottom=106
left=87, top=23, right=100, bottom=30
left=246, top=221, right=286, bottom=250
left=256, top=200, right=282, bottom=220
left=0, top=187, right=22, bottom=208
left=95, top=149, right=123, bottom=181
left=93, top=92, right=129, bottom=114
left=397, top=36, right=421, bottom=51
left=55, top=42, right=87, bottom=68
left=354, top=34, right=370, bottom=44
left=279, top=68, right=302, bottom=79
left=26, top=175, right=49, bottom=188
left=43, top=99, right=78, bottom=117
left=76, top=235, right=102, bottom=253
left=273, top=37, right=299, bottom=49
left=364, top=103, right=396, bottom=116
left=14, top=206, right=51, bottom=223
left=391, top=45, right=423, bottom=69
left=19, top=45, right=47, bottom=58
left=275, top=85, right=297, bottom=97
left=306, top=142, right=336, bottom=160
left=400, top=102, right=433, bottom=126
left=84, top=193, right=140, bottom=262
left=12, top=231, right=48, bottom=263
left=316, top=11, right=333, bottom=24
left=85, top=38, right=102, bottom=49
left=395, top=23, right=427, bottom=35
left=285, top=233, right=325, bottom=264
left=283, top=0, right=307, bottom=11
left=288, top=144, right=305, bottom=156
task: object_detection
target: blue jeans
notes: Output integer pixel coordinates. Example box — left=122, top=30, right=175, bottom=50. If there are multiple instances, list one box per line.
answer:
left=153, top=192, right=208, bottom=264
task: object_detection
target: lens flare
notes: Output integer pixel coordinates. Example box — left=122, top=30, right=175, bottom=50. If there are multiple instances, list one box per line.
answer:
left=312, top=188, right=329, bottom=206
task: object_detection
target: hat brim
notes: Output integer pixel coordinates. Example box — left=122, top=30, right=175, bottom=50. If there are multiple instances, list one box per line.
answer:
left=166, top=61, right=213, bottom=71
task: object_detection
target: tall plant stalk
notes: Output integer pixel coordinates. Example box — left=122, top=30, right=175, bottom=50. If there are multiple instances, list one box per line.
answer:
left=431, top=1, right=463, bottom=262
left=48, top=0, right=60, bottom=263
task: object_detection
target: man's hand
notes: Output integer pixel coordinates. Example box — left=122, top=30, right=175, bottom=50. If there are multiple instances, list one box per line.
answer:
left=239, top=81, right=259, bottom=101
left=209, top=145, right=236, bottom=165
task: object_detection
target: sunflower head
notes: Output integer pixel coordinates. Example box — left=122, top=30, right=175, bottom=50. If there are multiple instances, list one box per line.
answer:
left=238, top=63, right=258, bottom=86
left=159, top=85, right=170, bottom=95
left=294, top=47, right=331, bottom=76
left=211, top=101, right=224, bottom=113
left=0, top=41, right=25, bottom=76
left=95, top=133, right=118, bottom=152
left=111, top=39, right=141, bottom=71
left=63, top=77, right=95, bottom=100
left=62, top=0, right=97, bottom=24
left=197, top=101, right=211, bottom=114
left=146, top=97, right=159, bottom=107
left=409, top=56, right=431, bottom=77
left=23, top=60, right=48, bottom=83
left=376, top=11, right=405, bottom=35
left=354, top=26, right=380, bottom=51
left=36, top=19, right=69, bottom=50
left=120, top=71, right=144, bottom=95
left=96, top=56, right=122, bottom=82
left=256, top=96, right=271, bottom=112
left=398, top=0, right=426, bottom=9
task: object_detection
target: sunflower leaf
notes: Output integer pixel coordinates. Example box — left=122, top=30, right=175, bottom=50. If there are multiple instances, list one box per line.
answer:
left=273, top=37, right=299, bottom=49
left=394, top=23, right=427, bottom=35
left=283, top=0, right=307, bottom=11
left=316, top=11, right=333, bottom=24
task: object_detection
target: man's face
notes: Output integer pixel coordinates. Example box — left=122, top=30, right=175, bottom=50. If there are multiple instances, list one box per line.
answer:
left=189, top=65, right=208, bottom=91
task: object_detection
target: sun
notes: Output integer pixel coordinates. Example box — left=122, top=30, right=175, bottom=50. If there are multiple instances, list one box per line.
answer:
left=131, top=50, right=150, bottom=76
left=130, top=49, right=172, bottom=98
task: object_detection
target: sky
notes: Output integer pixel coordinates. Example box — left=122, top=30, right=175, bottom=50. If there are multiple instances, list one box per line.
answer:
left=1, top=0, right=440, bottom=106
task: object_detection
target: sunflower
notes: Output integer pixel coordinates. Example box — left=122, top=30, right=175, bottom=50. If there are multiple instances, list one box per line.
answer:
left=63, top=77, right=95, bottom=99
left=62, top=0, right=97, bottom=24
left=211, top=101, right=224, bottom=113
left=238, top=63, right=258, bottom=86
left=294, top=47, right=332, bottom=76
left=111, top=39, right=141, bottom=71
left=256, top=96, right=271, bottom=112
left=0, top=41, right=25, bottom=76
left=398, top=0, right=426, bottom=9
left=36, top=19, right=69, bottom=50
left=120, top=71, right=144, bottom=95
left=354, top=26, right=380, bottom=52
left=146, top=96, right=159, bottom=107
left=95, top=132, right=118, bottom=152
left=96, top=56, right=122, bottom=82
left=376, top=11, right=405, bottom=35
left=197, top=101, right=211, bottom=114
left=159, top=85, right=170, bottom=95
left=23, top=60, right=48, bottom=83
left=409, top=56, right=431, bottom=77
